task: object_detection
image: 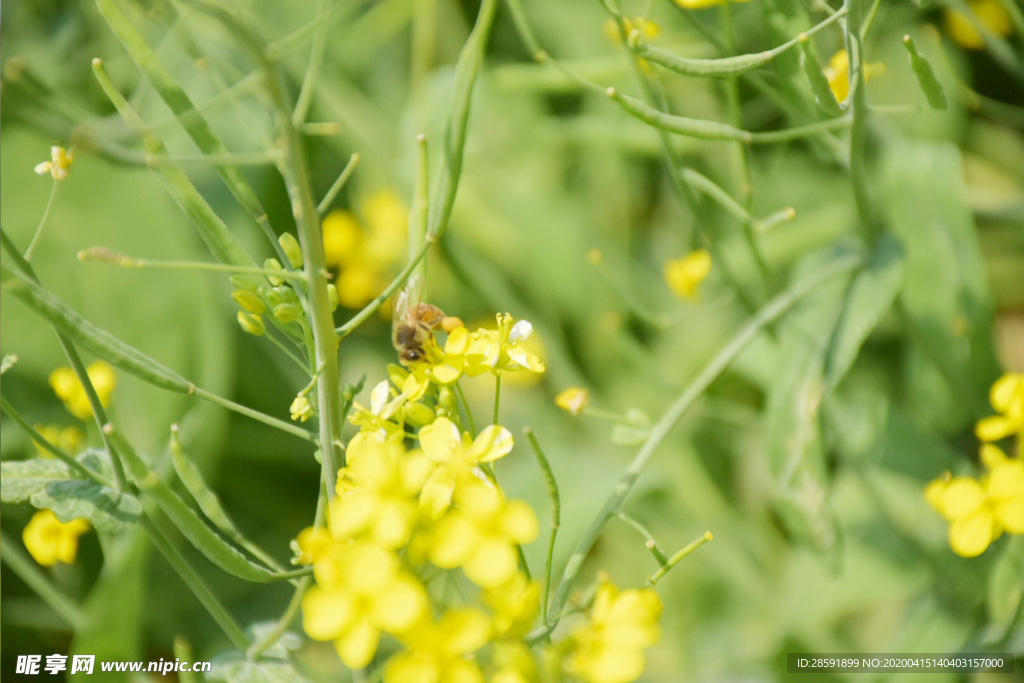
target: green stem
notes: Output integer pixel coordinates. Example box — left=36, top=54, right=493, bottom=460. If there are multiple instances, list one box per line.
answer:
left=174, top=637, right=198, bottom=683
left=845, top=0, right=877, bottom=243
left=524, top=427, right=560, bottom=623
left=540, top=254, right=862, bottom=636
left=192, top=387, right=318, bottom=443
left=493, top=373, right=501, bottom=425
left=140, top=514, right=249, bottom=650
left=614, top=511, right=669, bottom=565
left=0, top=531, right=83, bottom=629
left=0, top=396, right=111, bottom=486
left=25, top=179, right=58, bottom=260
left=292, top=0, right=330, bottom=125
left=646, top=531, right=714, bottom=587
left=77, top=250, right=311, bottom=282
left=248, top=576, right=311, bottom=660
left=453, top=381, right=477, bottom=436
left=317, top=153, right=361, bottom=216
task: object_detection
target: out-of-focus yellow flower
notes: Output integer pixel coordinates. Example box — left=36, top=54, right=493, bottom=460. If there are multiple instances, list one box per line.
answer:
left=34, top=146, right=73, bottom=180
left=975, top=372, right=1024, bottom=442
left=663, top=249, right=711, bottom=300
left=492, top=641, right=540, bottom=683
left=484, top=571, right=541, bottom=638
left=302, top=541, right=428, bottom=669
left=418, top=417, right=515, bottom=518
left=603, top=17, right=660, bottom=46
left=32, top=424, right=84, bottom=458
left=674, top=0, right=751, bottom=9
left=926, top=446, right=1024, bottom=557
left=945, top=0, right=1013, bottom=50
left=823, top=49, right=886, bottom=103
left=556, top=387, right=591, bottom=416
left=322, top=189, right=407, bottom=309
left=23, top=509, right=90, bottom=566
left=290, top=396, right=315, bottom=423
left=427, top=479, right=538, bottom=588
left=384, top=608, right=491, bottom=683
left=49, top=361, right=116, bottom=421
left=565, top=580, right=662, bottom=683
left=292, top=526, right=332, bottom=566
left=331, top=436, right=434, bottom=549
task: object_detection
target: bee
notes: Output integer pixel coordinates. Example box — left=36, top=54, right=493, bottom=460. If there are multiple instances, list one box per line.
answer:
left=392, top=275, right=448, bottom=364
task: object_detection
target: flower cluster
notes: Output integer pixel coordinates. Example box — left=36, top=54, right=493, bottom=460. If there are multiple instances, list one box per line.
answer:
left=322, top=189, right=408, bottom=309
left=32, top=424, right=84, bottom=458
left=23, top=509, right=90, bottom=567
left=664, top=249, right=712, bottom=301
left=944, top=0, right=1013, bottom=50
left=48, top=361, right=116, bottom=421
left=295, top=310, right=662, bottom=681
left=926, top=373, right=1024, bottom=557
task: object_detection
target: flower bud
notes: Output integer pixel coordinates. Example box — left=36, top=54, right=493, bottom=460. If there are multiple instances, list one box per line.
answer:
left=327, top=283, right=339, bottom=312
left=403, top=401, right=436, bottom=428
left=555, top=387, right=590, bottom=416
left=231, top=290, right=266, bottom=315
left=274, top=303, right=304, bottom=323
left=265, top=285, right=299, bottom=308
left=230, top=274, right=262, bottom=292
left=279, top=233, right=303, bottom=269
left=264, top=258, right=285, bottom=286
left=438, top=386, right=459, bottom=416
left=237, top=311, right=265, bottom=336
left=290, top=396, right=315, bottom=422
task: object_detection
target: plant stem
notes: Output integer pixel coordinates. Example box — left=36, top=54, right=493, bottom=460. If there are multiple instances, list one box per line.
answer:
left=453, top=381, right=477, bottom=436
left=0, top=531, right=82, bottom=629
left=493, top=373, right=501, bottom=425
left=317, top=153, right=361, bottom=216
left=77, top=251, right=311, bottom=282
left=614, top=511, right=669, bottom=565
left=25, top=179, right=58, bottom=260
left=292, top=0, right=330, bottom=125
left=538, top=254, right=862, bottom=638
left=524, top=427, right=560, bottom=623
left=845, top=0, right=878, bottom=244
left=248, top=576, right=311, bottom=660
left=646, top=531, right=714, bottom=586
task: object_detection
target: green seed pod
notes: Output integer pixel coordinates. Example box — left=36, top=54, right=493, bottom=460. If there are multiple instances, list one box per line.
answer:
left=902, top=35, right=947, bottom=110
left=327, top=283, right=339, bottom=312
left=230, top=274, right=262, bottom=292
left=799, top=41, right=843, bottom=116
left=264, top=258, right=285, bottom=286
left=438, top=386, right=459, bottom=417
left=278, top=233, right=303, bottom=269
left=273, top=303, right=304, bottom=324
left=231, top=289, right=266, bottom=315
left=237, top=311, right=266, bottom=336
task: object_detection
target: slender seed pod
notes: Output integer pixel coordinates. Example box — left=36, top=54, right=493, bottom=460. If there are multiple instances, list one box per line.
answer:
left=902, top=35, right=948, bottom=110
left=800, top=41, right=844, bottom=116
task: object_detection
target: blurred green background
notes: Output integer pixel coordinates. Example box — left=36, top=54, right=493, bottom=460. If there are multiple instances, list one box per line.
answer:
left=2, top=0, right=1024, bottom=680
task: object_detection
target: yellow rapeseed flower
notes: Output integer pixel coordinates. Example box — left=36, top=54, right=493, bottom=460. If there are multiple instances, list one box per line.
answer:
left=32, top=424, right=84, bottom=458
left=565, top=580, right=662, bottom=683
left=674, top=0, right=751, bottom=9
left=427, top=479, right=538, bottom=588
left=663, top=249, right=711, bottom=300
left=22, top=509, right=90, bottom=566
left=418, top=417, right=515, bottom=518
left=348, top=380, right=408, bottom=441
left=483, top=571, right=541, bottom=638
left=975, top=372, right=1024, bottom=442
left=290, top=396, right=315, bottom=423
left=823, top=49, right=886, bottom=103
left=384, top=608, right=492, bottom=683
left=302, top=541, right=428, bottom=669
left=556, top=387, right=591, bottom=416
left=945, top=0, right=1014, bottom=50
left=48, top=361, right=116, bottom=421
left=34, top=146, right=74, bottom=180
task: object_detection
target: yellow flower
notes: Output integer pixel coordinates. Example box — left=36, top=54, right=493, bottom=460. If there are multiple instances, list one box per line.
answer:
left=663, top=249, right=711, bottom=300
left=349, top=380, right=407, bottom=441
left=975, top=372, right=1024, bottom=442
left=32, top=425, right=84, bottom=458
left=469, top=314, right=546, bottom=376
left=823, top=49, right=886, bottom=103
left=926, top=449, right=1024, bottom=557
left=565, top=580, right=662, bottom=683
left=674, top=0, right=751, bottom=9
left=330, top=436, right=434, bottom=549
left=603, top=17, right=660, bottom=46
left=384, top=608, right=491, bottom=683
left=492, top=641, right=540, bottom=683
left=290, top=396, right=315, bottom=423
left=418, top=417, right=515, bottom=518
left=483, top=571, right=541, bottom=638
left=292, top=526, right=332, bottom=565
left=945, top=0, right=1013, bottom=50
left=427, top=479, right=538, bottom=588
left=556, top=387, right=591, bottom=416
left=22, top=509, right=90, bottom=566
left=49, top=361, right=116, bottom=421
left=34, top=146, right=74, bottom=180
left=302, top=541, right=428, bottom=669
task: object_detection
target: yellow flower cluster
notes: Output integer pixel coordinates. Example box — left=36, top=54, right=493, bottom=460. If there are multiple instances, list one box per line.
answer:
left=823, top=49, right=886, bottom=103
left=23, top=509, right=90, bottom=566
left=674, top=0, right=751, bottom=10
left=34, top=146, right=74, bottom=180
left=664, top=249, right=712, bottom=300
left=926, top=373, right=1024, bottom=557
left=322, top=189, right=408, bottom=309
left=944, top=0, right=1014, bottom=50
left=48, top=361, right=116, bottom=421
left=296, top=311, right=662, bottom=681
left=32, top=424, right=84, bottom=458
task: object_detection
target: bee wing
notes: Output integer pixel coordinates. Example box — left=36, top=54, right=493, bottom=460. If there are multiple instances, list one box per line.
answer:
left=392, top=274, right=425, bottom=346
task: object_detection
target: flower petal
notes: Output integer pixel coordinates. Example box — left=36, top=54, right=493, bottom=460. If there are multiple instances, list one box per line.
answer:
left=464, top=539, right=518, bottom=588
left=467, top=425, right=514, bottom=464
left=420, top=418, right=461, bottom=463
left=302, top=587, right=355, bottom=641
left=336, top=619, right=380, bottom=670
left=429, top=513, right=478, bottom=568
left=949, top=510, right=995, bottom=558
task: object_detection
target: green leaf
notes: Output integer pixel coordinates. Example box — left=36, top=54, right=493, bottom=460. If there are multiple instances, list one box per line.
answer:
left=1, top=458, right=79, bottom=502
left=824, top=232, right=905, bottom=389
left=207, top=624, right=305, bottom=681
left=988, top=536, right=1024, bottom=631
